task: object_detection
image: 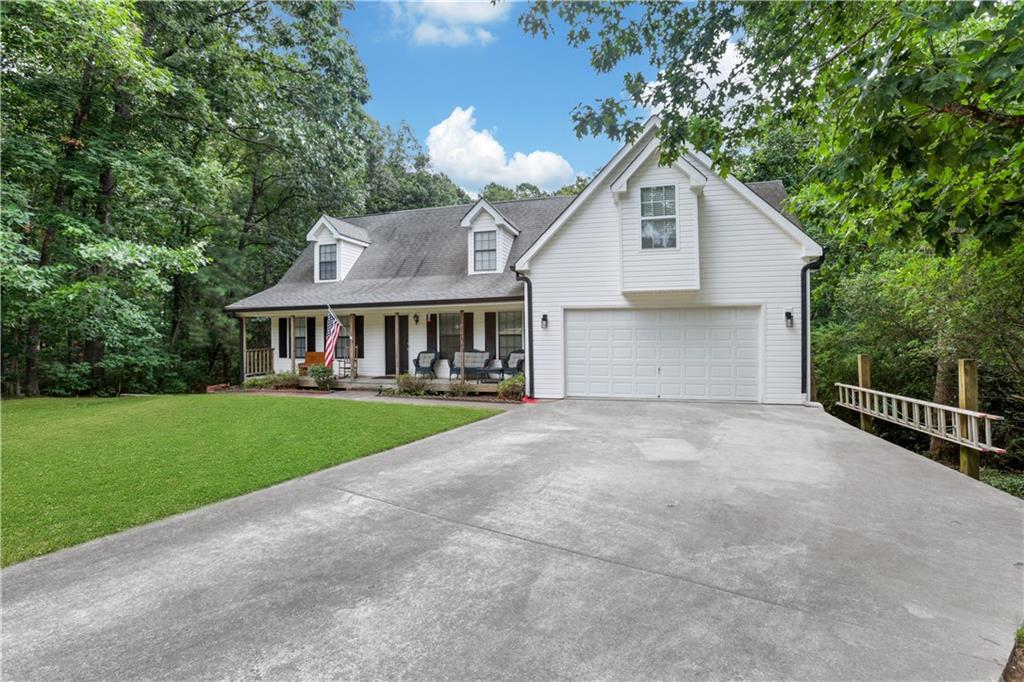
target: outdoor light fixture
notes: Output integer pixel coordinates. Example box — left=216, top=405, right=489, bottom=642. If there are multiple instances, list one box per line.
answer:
left=785, top=310, right=794, bottom=328
left=413, top=314, right=419, bottom=325
left=541, top=314, right=549, bottom=329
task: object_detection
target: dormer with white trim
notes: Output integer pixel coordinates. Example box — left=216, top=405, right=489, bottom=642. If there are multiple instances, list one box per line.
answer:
left=611, top=138, right=707, bottom=292
left=307, top=215, right=370, bottom=283
left=461, top=199, right=519, bottom=275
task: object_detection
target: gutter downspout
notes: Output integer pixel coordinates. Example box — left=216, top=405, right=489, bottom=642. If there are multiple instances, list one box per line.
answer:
left=801, top=253, right=825, bottom=398
left=511, top=266, right=535, bottom=399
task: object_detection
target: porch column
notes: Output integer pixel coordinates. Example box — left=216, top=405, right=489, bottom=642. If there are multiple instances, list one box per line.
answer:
left=349, top=313, right=357, bottom=379
left=394, top=310, right=401, bottom=376
left=459, top=309, right=465, bottom=380
left=290, top=316, right=296, bottom=373
left=238, top=317, right=246, bottom=385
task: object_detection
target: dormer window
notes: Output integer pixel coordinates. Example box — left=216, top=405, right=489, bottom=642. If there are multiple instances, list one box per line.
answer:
left=474, top=231, right=497, bottom=271
left=319, top=244, right=337, bottom=280
left=641, top=185, right=677, bottom=249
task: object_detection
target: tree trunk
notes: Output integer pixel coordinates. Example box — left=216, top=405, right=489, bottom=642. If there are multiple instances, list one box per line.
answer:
left=929, top=357, right=958, bottom=462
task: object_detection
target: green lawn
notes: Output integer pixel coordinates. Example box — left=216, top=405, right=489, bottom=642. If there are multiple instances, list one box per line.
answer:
left=1, top=394, right=498, bottom=566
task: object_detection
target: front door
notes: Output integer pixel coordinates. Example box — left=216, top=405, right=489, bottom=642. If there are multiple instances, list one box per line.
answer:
left=384, top=315, right=409, bottom=375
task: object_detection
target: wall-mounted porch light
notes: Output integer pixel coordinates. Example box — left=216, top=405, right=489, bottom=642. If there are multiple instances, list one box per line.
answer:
left=413, top=314, right=420, bottom=325
left=785, top=310, right=794, bottom=328
left=541, top=314, right=549, bottom=330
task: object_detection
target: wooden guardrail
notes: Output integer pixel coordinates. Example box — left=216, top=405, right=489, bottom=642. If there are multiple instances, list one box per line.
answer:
left=244, top=347, right=273, bottom=377
left=835, top=355, right=1006, bottom=479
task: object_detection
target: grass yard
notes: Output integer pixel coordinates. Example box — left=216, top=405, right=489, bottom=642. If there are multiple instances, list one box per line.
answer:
left=1, top=394, right=498, bottom=566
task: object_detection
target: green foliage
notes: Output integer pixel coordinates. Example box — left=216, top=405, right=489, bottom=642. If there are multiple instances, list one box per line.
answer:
left=446, top=378, right=472, bottom=398
left=395, top=372, right=429, bottom=395
left=307, top=365, right=335, bottom=391
left=479, top=182, right=518, bottom=202
left=521, top=1, right=1024, bottom=251
left=980, top=468, right=1024, bottom=499
left=1, top=2, right=470, bottom=398
left=497, top=373, right=525, bottom=401
left=0, top=395, right=498, bottom=564
left=554, top=175, right=591, bottom=196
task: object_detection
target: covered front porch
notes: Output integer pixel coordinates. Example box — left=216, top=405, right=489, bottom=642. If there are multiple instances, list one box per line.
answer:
left=236, top=301, right=525, bottom=391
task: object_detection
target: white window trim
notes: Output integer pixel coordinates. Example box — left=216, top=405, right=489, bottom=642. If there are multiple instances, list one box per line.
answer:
left=317, top=243, right=338, bottom=282
left=472, top=230, right=498, bottom=273
left=639, top=183, right=681, bottom=252
left=313, top=238, right=342, bottom=283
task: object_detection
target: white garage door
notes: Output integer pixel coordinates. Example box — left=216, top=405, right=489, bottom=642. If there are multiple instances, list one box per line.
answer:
left=565, top=308, right=761, bottom=401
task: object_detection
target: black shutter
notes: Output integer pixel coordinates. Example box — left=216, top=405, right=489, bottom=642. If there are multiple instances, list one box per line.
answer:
left=464, top=312, right=474, bottom=349
left=307, top=317, right=316, bottom=352
left=426, top=314, right=437, bottom=352
left=355, top=315, right=364, bottom=359
left=484, top=312, right=497, bottom=357
left=278, top=318, right=288, bottom=358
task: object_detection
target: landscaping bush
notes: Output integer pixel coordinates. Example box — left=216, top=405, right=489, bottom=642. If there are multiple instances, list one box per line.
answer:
left=396, top=372, right=429, bottom=395
left=446, top=378, right=471, bottom=398
left=243, top=375, right=273, bottom=389
left=307, top=365, right=335, bottom=391
left=497, top=373, right=525, bottom=401
left=271, top=372, right=300, bottom=389
left=981, top=468, right=1024, bottom=499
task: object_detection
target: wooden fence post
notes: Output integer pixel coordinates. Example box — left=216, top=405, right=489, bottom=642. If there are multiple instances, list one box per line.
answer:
left=857, top=354, right=873, bottom=432
left=959, top=359, right=980, bottom=479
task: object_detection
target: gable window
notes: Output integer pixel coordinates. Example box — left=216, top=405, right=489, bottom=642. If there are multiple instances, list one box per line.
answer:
left=319, top=244, right=337, bottom=280
left=474, top=231, right=497, bottom=271
left=498, top=311, right=523, bottom=358
left=640, top=185, right=677, bottom=249
left=438, top=313, right=461, bottom=359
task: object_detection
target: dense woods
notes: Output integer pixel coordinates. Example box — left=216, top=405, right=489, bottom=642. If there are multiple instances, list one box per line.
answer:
left=2, top=1, right=1022, bottom=475
left=1, top=0, right=467, bottom=397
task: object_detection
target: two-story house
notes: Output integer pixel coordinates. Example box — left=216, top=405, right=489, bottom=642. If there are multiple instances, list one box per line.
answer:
left=225, top=117, right=824, bottom=403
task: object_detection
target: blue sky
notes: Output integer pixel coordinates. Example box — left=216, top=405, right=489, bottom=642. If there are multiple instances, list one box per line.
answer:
left=341, top=2, right=648, bottom=192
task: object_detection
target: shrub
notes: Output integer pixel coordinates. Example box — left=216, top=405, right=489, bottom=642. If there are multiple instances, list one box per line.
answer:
left=446, top=378, right=472, bottom=398
left=307, top=365, right=335, bottom=391
left=243, top=375, right=273, bottom=389
left=271, top=371, right=300, bottom=389
left=396, top=372, right=428, bottom=395
left=497, top=373, right=525, bottom=401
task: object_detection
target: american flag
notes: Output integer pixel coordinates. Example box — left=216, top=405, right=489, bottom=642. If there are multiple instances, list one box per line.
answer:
left=324, top=307, right=343, bottom=367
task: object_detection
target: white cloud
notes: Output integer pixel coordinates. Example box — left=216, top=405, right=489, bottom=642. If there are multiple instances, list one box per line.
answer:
left=427, top=106, right=576, bottom=191
left=389, top=1, right=511, bottom=48
left=413, top=22, right=494, bottom=47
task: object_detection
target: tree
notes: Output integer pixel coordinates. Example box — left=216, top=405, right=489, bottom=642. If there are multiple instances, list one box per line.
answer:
left=521, top=1, right=1024, bottom=251
left=479, top=183, right=517, bottom=202
left=554, top=175, right=590, bottom=196
left=1, top=0, right=376, bottom=395
left=363, top=122, right=470, bottom=214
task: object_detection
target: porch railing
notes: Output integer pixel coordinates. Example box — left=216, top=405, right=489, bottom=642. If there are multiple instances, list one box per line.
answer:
left=834, top=383, right=1006, bottom=454
left=245, top=348, right=273, bottom=377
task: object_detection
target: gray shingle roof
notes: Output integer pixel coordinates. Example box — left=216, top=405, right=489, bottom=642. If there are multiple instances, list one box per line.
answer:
left=225, top=196, right=574, bottom=312
left=745, top=180, right=802, bottom=227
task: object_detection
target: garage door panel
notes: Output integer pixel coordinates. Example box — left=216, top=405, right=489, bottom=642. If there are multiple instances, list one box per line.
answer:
left=565, top=307, right=761, bottom=401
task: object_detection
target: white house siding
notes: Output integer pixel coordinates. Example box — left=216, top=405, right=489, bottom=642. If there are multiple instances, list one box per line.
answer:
left=527, top=160, right=808, bottom=404
left=620, top=152, right=700, bottom=292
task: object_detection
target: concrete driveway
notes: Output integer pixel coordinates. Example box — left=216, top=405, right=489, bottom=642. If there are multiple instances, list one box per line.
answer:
left=3, top=400, right=1022, bottom=680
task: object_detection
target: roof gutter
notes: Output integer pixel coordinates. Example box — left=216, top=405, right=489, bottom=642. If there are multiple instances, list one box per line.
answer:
left=511, top=266, right=535, bottom=399
left=801, top=252, right=826, bottom=397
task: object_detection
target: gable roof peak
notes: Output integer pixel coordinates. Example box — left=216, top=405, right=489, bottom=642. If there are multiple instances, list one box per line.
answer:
left=461, top=197, right=520, bottom=235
